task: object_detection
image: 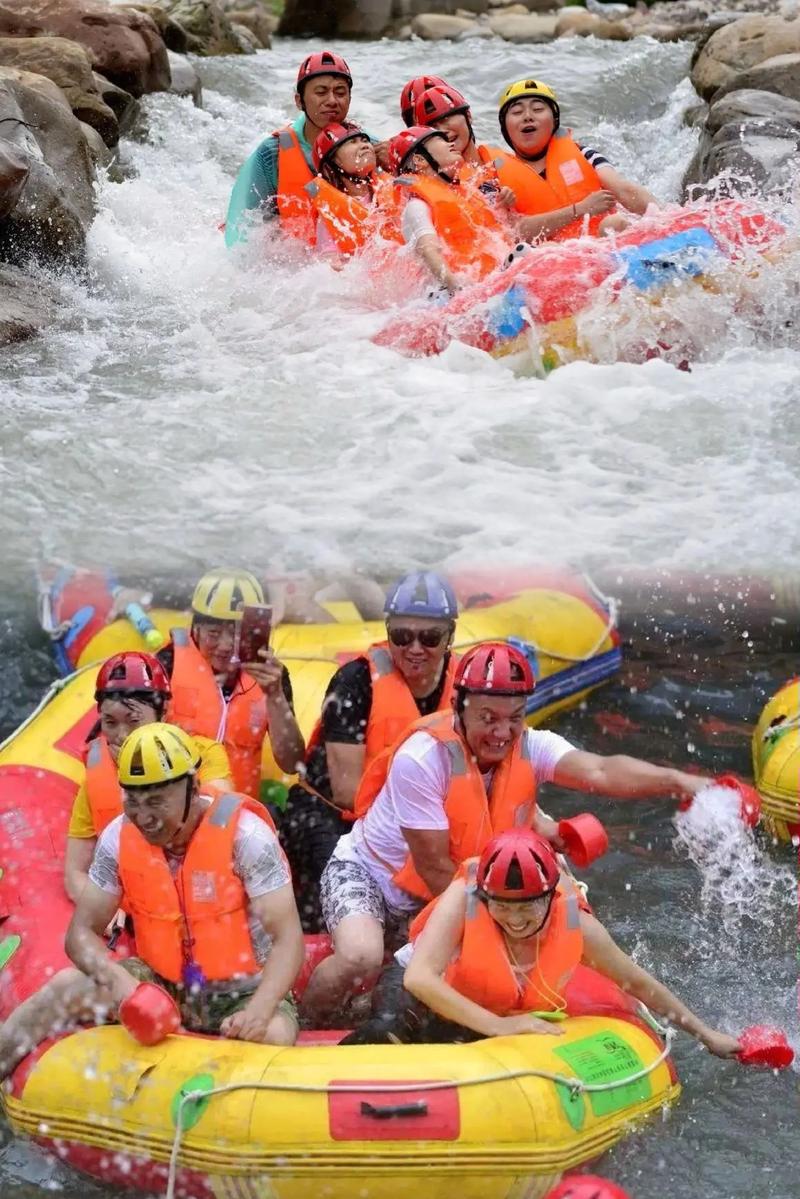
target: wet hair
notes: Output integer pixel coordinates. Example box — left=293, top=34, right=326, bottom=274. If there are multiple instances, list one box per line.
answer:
left=100, top=691, right=165, bottom=718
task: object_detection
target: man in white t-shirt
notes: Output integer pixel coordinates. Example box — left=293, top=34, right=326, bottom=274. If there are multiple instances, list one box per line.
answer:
left=302, top=641, right=710, bottom=1022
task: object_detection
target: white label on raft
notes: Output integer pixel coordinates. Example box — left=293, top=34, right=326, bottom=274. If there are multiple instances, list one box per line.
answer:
left=559, top=160, right=584, bottom=185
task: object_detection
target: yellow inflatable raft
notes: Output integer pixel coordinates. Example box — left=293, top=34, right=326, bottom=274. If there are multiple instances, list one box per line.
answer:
left=752, top=677, right=800, bottom=843
left=56, top=583, right=622, bottom=789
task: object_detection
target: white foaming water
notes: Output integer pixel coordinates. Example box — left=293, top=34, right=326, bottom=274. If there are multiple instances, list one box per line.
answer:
left=673, top=784, right=797, bottom=942
left=1, top=37, right=800, bottom=589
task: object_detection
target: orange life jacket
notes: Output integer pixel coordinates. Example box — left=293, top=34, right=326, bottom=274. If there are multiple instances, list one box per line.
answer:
left=356, top=710, right=538, bottom=901
left=118, top=790, right=274, bottom=983
left=275, top=126, right=316, bottom=244
left=305, top=173, right=402, bottom=258
left=395, top=173, right=507, bottom=280
left=410, top=863, right=583, bottom=1014
left=302, top=647, right=459, bottom=821
left=489, top=133, right=608, bottom=240
left=166, top=628, right=267, bottom=800
left=84, top=735, right=123, bottom=835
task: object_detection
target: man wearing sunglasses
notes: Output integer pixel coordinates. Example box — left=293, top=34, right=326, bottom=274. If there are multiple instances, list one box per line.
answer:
left=277, top=571, right=460, bottom=931
left=303, top=640, right=711, bottom=1023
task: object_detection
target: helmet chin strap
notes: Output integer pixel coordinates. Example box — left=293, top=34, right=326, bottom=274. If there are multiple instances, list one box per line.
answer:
left=419, top=143, right=457, bottom=184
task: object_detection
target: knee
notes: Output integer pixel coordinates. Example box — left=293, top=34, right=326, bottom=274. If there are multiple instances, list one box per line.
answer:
left=334, top=936, right=384, bottom=981
left=267, top=1012, right=298, bottom=1047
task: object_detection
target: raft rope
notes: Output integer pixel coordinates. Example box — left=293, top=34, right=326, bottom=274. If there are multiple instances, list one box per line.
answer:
left=164, top=1023, right=675, bottom=1199
left=0, top=658, right=106, bottom=754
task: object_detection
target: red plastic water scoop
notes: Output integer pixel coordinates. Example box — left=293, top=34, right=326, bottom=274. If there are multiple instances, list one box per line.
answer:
left=715, top=773, right=762, bottom=828
left=545, top=1175, right=631, bottom=1199
left=119, top=982, right=181, bottom=1046
left=736, top=1025, right=794, bottom=1069
left=558, top=814, right=609, bottom=868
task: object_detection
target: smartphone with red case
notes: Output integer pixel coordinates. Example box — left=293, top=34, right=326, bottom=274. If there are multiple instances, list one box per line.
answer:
left=234, top=604, right=273, bottom=666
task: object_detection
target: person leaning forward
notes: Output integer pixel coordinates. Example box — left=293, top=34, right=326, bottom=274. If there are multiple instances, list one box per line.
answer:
left=301, top=640, right=712, bottom=1024
left=0, top=723, right=305, bottom=1081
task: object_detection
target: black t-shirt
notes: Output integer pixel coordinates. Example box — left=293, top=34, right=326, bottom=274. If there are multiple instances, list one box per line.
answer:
left=304, top=655, right=452, bottom=800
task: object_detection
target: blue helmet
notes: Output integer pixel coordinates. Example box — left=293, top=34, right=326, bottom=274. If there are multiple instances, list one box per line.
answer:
left=384, top=572, right=458, bottom=621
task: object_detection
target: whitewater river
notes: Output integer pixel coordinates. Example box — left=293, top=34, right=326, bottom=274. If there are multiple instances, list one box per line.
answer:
left=0, top=32, right=798, bottom=1199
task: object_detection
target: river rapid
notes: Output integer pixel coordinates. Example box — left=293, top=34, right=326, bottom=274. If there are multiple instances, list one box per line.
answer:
left=0, top=30, right=798, bottom=1199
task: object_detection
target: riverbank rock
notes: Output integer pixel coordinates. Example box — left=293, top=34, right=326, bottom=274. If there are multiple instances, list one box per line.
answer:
left=227, top=6, right=274, bottom=45
left=167, top=48, right=201, bottom=102
left=555, top=8, right=632, bottom=39
left=79, top=119, right=113, bottom=166
left=684, top=113, right=800, bottom=198
left=117, top=3, right=192, bottom=54
left=0, top=67, right=94, bottom=263
left=0, top=263, right=56, bottom=343
left=706, top=85, right=800, bottom=132
left=0, top=0, right=170, bottom=96
left=690, top=14, right=800, bottom=99
left=487, top=11, right=558, bottom=40
left=279, top=0, right=394, bottom=38
left=93, top=71, right=139, bottom=133
left=0, top=37, right=118, bottom=146
left=157, top=0, right=252, bottom=53
left=711, top=50, right=800, bottom=103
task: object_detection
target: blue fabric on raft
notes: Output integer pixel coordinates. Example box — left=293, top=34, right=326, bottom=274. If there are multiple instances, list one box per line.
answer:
left=614, top=227, right=720, bottom=291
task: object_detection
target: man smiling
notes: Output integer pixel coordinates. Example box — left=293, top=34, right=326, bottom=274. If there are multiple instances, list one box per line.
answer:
left=302, top=641, right=711, bottom=1022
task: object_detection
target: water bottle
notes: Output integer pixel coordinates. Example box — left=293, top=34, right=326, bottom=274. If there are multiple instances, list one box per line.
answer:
left=125, top=602, right=164, bottom=651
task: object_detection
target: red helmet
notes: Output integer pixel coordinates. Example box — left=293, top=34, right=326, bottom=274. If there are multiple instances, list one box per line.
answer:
left=388, top=125, right=445, bottom=175
left=400, top=75, right=449, bottom=125
left=296, top=50, right=352, bottom=94
left=313, top=121, right=366, bottom=172
left=545, top=1177, right=631, bottom=1199
left=414, top=84, right=470, bottom=127
left=455, top=642, right=535, bottom=696
left=477, top=829, right=559, bottom=901
left=95, top=651, right=171, bottom=704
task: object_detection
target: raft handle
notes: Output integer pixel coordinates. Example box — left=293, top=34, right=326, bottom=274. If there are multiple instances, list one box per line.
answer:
left=360, top=1099, right=428, bottom=1120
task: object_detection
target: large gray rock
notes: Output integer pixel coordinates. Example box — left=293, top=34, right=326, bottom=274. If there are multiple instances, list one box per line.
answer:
left=116, top=3, right=193, bottom=53
left=78, top=119, right=113, bottom=168
left=487, top=11, right=558, bottom=40
left=391, top=0, right=488, bottom=18
left=0, top=0, right=171, bottom=96
left=0, top=67, right=94, bottom=263
left=158, top=0, right=246, bottom=53
left=690, top=15, right=800, bottom=100
left=227, top=5, right=274, bottom=45
left=0, top=139, right=29, bottom=218
left=167, top=48, right=202, bottom=103
left=0, top=36, right=118, bottom=146
left=711, top=51, right=800, bottom=104
left=707, top=86, right=800, bottom=132
left=279, top=0, right=396, bottom=37
left=684, top=114, right=800, bottom=197
left=0, top=263, right=56, bottom=344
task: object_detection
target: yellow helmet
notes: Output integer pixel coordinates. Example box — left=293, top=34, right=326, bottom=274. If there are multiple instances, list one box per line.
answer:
left=498, top=79, right=560, bottom=147
left=190, top=569, right=265, bottom=622
left=117, top=722, right=200, bottom=788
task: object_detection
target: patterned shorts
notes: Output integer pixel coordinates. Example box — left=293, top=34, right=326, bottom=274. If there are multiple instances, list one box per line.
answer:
left=319, top=856, right=418, bottom=951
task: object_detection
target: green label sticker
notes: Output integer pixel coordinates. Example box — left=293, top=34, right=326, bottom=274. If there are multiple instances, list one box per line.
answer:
left=0, top=934, right=21, bottom=970
left=554, top=1032, right=651, bottom=1124
left=171, top=1073, right=215, bottom=1131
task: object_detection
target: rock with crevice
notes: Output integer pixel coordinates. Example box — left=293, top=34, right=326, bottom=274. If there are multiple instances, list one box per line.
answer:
left=0, top=138, right=29, bottom=218
left=690, top=14, right=800, bottom=100
left=710, top=50, right=800, bottom=104
left=0, top=36, right=119, bottom=146
left=79, top=118, right=113, bottom=167
left=0, top=0, right=170, bottom=96
left=117, top=3, right=193, bottom=53
left=92, top=70, right=139, bottom=134
left=227, top=6, right=274, bottom=45
left=706, top=85, right=800, bottom=132
left=555, top=8, right=632, bottom=39
left=684, top=113, right=800, bottom=198
left=0, top=67, right=95, bottom=264
left=159, top=0, right=259, bottom=50
left=410, top=12, right=477, bottom=37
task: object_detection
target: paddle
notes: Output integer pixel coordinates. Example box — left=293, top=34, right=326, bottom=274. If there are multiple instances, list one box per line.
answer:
left=736, top=1025, right=795, bottom=1070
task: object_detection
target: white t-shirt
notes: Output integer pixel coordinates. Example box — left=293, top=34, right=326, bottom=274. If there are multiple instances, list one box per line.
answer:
left=401, top=196, right=436, bottom=247
left=334, top=727, right=574, bottom=910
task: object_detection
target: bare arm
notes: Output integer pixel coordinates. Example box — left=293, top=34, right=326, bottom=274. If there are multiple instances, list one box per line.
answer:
left=326, top=741, right=366, bottom=812
left=404, top=878, right=561, bottom=1037
left=580, top=912, right=740, bottom=1057
left=401, top=826, right=456, bottom=897
left=64, top=881, right=137, bottom=1005
left=597, top=164, right=658, bottom=214
left=553, top=748, right=709, bottom=804
left=264, top=691, right=306, bottom=774
left=220, top=883, right=305, bottom=1040
left=64, top=836, right=96, bottom=904
left=518, top=189, right=615, bottom=242
left=415, top=233, right=460, bottom=293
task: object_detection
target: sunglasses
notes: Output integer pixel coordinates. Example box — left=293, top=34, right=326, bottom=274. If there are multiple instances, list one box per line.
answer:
left=387, top=626, right=449, bottom=649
